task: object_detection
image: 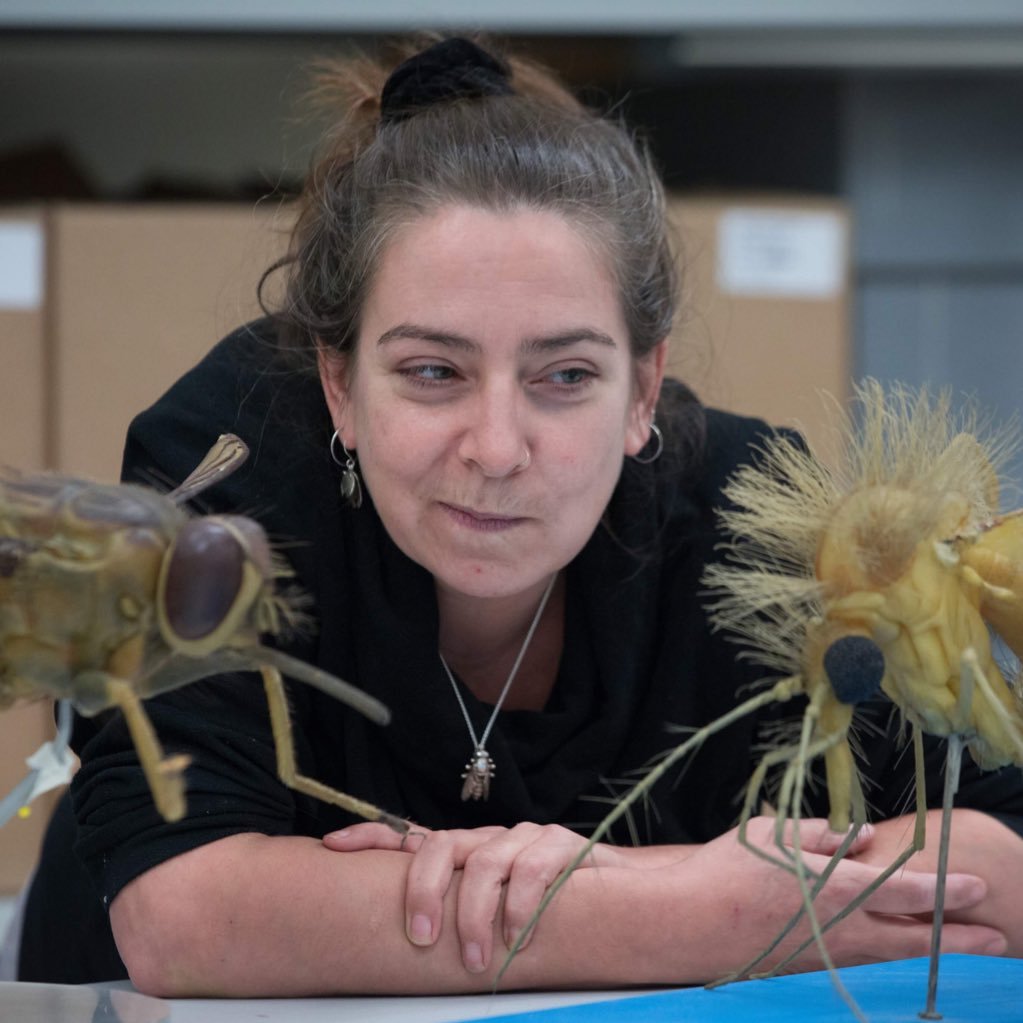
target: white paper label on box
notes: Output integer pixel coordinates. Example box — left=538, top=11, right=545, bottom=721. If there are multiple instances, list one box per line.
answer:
left=0, top=221, right=45, bottom=310
left=717, top=209, right=845, bottom=299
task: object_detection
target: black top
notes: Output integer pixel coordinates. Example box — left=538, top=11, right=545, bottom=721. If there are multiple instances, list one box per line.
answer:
left=19, top=319, right=1023, bottom=982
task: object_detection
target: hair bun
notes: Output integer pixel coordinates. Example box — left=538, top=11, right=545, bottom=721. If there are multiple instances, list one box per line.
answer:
left=380, top=37, right=513, bottom=124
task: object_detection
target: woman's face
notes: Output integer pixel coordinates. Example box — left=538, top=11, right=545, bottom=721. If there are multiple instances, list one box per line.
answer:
left=320, top=204, right=665, bottom=601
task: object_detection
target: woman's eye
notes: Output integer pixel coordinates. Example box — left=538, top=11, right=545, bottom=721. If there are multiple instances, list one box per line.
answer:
left=546, top=366, right=596, bottom=389
left=400, top=364, right=456, bottom=385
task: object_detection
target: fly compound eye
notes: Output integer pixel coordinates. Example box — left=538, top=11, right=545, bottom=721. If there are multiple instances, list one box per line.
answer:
left=823, top=635, right=886, bottom=705
left=161, top=519, right=244, bottom=643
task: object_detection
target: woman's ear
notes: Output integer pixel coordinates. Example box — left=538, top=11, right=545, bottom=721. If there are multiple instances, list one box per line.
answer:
left=316, top=344, right=357, bottom=448
left=625, top=339, right=669, bottom=457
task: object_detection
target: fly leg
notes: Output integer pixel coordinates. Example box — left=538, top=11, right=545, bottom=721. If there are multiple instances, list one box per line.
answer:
left=918, top=645, right=981, bottom=1021
left=260, top=665, right=409, bottom=835
left=921, top=732, right=963, bottom=1020
left=774, top=713, right=866, bottom=1023
left=495, top=675, right=804, bottom=987
left=716, top=696, right=870, bottom=1023
left=757, top=727, right=929, bottom=976
left=99, top=676, right=190, bottom=822
left=717, top=749, right=868, bottom=987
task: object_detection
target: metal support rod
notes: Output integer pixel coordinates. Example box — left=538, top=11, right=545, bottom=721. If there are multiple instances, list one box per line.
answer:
left=920, top=732, right=964, bottom=1021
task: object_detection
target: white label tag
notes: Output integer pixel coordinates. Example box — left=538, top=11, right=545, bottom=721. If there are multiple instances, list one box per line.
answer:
left=0, top=221, right=45, bottom=310
left=717, top=208, right=845, bottom=299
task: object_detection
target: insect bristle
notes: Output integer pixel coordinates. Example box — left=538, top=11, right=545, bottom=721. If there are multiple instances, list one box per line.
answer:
left=270, top=587, right=314, bottom=640
left=704, top=380, right=1019, bottom=672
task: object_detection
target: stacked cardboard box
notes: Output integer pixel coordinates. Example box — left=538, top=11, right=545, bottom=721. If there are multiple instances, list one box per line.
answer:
left=1, top=209, right=56, bottom=893
left=667, top=196, right=850, bottom=463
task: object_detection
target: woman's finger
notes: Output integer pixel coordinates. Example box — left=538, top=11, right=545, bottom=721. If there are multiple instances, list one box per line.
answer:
left=322, top=821, right=431, bottom=851
left=403, top=830, right=463, bottom=947
left=453, top=823, right=549, bottom=972
left=401, top=827, right=508, bottom=949
left=822, top=912, right=1006, bottom=968
left=788, top=819, right=876, bottom=857
left=502, top=827, right=591, bottom=950
left=747, top=816, right=876, bottom=860
left=850, top=868, right=986, bottom=917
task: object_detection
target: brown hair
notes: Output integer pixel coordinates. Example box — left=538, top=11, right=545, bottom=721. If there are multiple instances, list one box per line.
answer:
left=261, top=36, right=679, bottom=376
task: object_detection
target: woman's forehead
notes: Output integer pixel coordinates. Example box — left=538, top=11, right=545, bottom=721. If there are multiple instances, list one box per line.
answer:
left=364, top=205, right=620, bottom=320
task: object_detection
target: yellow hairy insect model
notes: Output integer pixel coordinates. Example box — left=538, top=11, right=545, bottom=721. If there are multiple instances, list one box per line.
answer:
left=505, top=381, right=1023, bottom=1021
left=0, top=434, right=407, bottom=834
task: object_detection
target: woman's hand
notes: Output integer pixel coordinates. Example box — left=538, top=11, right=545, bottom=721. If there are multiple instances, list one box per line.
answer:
left=682, top=816, right=1003, bottom=978
left=848, top=809, right=1023, bottom=956
left=324, top=821, right=627, bottom=972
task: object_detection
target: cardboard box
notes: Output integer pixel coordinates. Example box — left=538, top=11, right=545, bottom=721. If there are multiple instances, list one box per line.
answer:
left=0, top=210, right=58, bottom=895
left=0, top=210, right=47, bottom=471
left=50, top=203, right=291, bottom=480
left=667, top=196, right=851, bottom=462
left=0, top=704, right=63, bottom=894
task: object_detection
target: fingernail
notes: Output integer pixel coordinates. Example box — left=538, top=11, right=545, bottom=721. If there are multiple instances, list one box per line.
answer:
left=983, top=935, right=1008, bottom=956
left=408, top=914, right=433, bottom=946
left=325, top=829, right=351, bottom=842
left=464, top=941, right=485, bottom=972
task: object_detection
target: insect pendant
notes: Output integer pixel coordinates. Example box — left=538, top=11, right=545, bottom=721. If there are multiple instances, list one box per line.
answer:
left=0, top=434, right=407, bottom=834
left=461, top=747, right=495, bottom=801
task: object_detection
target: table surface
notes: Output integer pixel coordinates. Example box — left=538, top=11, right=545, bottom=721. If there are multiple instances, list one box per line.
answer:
left=0, top=982, right=639, bottom=1023
left=2, top=955, right=1021, bottom=1023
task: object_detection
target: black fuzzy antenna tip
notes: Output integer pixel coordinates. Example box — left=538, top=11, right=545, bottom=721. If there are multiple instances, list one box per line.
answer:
left=824, top=635, right=886, bottom=705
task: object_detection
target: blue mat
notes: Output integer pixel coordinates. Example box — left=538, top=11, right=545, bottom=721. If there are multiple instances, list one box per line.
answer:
left=466, top=956, right=1022, bottom=1022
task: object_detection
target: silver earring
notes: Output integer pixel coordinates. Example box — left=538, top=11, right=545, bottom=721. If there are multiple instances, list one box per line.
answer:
left=632, top=419, right=663, bottom=465
left=329, top=430, right=363, bottom=508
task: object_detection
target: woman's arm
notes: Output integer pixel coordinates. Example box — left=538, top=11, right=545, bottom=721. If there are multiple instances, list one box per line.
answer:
left=110, top=814, right=1002, bottom=998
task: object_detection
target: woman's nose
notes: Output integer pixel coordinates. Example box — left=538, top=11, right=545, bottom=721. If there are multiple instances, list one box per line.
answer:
left=458, top=393, right=531, bottom=478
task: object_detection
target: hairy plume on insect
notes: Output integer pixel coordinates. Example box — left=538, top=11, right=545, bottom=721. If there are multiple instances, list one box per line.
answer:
left=703, top=379, right=1017, bottom=683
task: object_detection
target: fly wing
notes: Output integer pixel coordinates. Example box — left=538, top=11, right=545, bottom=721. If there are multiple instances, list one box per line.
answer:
left=166, top=434, right=249, bottom=505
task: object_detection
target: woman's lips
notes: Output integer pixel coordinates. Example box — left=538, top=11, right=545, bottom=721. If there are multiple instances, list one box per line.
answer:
left=440, top=502, right=526, bottom=532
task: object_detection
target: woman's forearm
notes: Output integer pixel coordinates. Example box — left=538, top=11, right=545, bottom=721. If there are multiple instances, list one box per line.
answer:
left=110, top=811, right=1013, bottom=999
left=109, top=832, right=695, bottom=997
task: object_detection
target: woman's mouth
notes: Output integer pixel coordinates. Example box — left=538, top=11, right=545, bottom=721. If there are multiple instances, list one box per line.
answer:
left=439, top=502, right=526, bottom=532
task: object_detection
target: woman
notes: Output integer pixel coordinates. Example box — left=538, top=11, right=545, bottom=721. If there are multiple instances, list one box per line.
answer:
left=18, top=35, right=1023, bottom=995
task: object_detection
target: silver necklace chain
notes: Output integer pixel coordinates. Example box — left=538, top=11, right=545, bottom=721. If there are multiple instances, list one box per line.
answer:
left=439, top=573, right=557, bottom=801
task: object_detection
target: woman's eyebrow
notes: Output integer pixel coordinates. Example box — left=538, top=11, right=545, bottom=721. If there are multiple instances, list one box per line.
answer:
left=376, top=324, right=618, bottom=353
left=376, top=324, right=478, bottom=351
left=522, top=329, right=618, bottom=354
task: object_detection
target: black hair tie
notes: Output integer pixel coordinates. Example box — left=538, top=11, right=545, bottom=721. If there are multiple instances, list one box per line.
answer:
left=380, top=37, right=513, bottom=124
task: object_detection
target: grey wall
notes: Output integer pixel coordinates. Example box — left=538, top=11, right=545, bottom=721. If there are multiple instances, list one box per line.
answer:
left=844, top=74, right=1023, bottom=496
